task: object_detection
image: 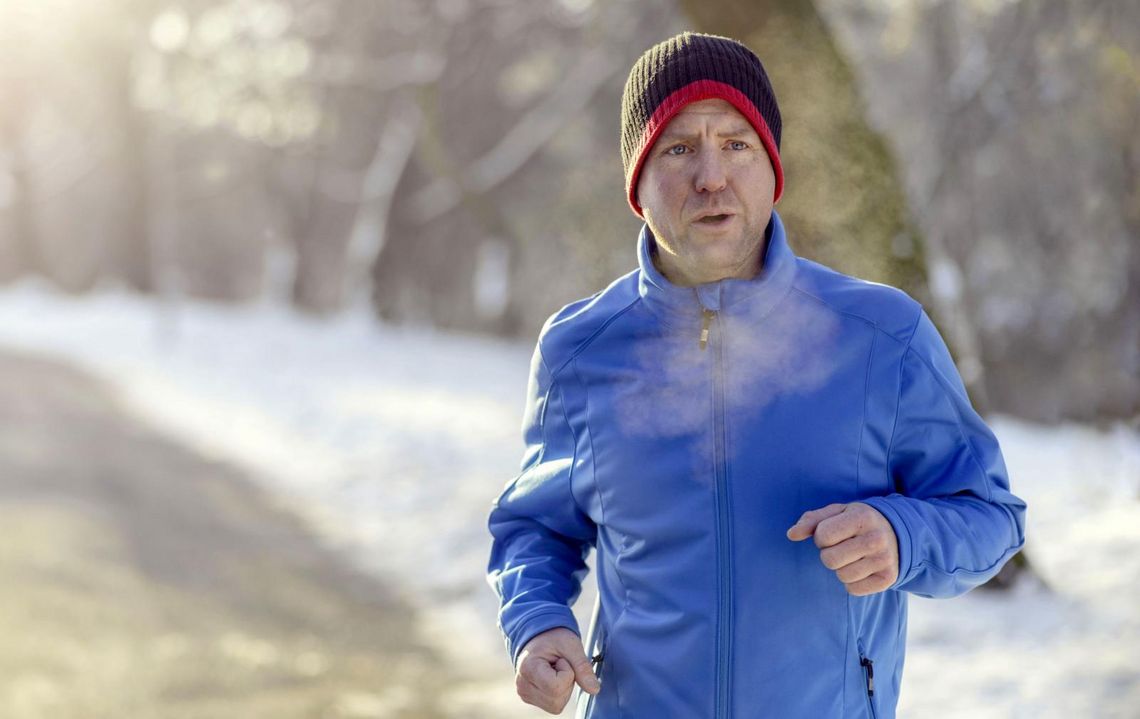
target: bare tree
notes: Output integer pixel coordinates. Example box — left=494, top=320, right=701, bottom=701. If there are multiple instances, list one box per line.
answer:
left=373, top=0, right=679, bottom=334
left=818, top=0, right=1140, bottom=422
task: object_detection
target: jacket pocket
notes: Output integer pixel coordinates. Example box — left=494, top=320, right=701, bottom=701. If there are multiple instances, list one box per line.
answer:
left=857, top=641, right=878, bottom=719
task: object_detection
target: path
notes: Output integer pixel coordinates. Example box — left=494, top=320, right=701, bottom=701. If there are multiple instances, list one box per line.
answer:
left=0, top=350, right=446, bottom=719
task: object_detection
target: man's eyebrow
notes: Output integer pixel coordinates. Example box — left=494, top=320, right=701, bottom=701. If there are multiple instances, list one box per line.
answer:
left=659, top=125, right=757, bottom=142
left=657, top=128, right=694, bottom=143
left=718, top=125, right=756, bottom=138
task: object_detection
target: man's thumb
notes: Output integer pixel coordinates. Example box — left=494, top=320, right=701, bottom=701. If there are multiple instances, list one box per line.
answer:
left=787, top=503, right=848, bottom=541
left=569, top=653, right=601, bottom=695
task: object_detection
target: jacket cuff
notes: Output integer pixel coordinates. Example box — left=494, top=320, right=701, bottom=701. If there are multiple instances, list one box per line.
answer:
left=860, top=494, right=914, bottom=591
left=507, top=607, right=581, bottom=667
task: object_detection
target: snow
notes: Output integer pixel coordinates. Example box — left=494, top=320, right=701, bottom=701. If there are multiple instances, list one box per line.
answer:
left=0, top=281, right=1137, bottom=718
left=901, top=419, right=1140, bottom=718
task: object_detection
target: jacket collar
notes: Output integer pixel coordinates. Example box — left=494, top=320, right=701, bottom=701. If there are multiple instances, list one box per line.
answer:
left=636, top=208, right=797, bottom=326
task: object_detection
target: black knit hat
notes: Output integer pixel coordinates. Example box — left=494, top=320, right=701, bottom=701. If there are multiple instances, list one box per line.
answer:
left=621, top=32, right=784, bottom=217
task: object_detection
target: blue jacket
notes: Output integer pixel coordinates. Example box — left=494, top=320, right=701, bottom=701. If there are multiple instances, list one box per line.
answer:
left=487, top=210, right=1026, bottom=718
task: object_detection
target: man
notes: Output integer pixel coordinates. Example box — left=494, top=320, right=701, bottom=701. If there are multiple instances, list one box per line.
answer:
left=487, top=32, right=1026, bottom=718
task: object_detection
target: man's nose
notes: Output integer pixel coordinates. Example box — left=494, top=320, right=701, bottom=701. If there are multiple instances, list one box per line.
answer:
left=693, top=149, right=728, bottom=193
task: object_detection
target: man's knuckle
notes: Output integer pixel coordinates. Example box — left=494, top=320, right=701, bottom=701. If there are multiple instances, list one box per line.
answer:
left=841, top=563, right=864, bottom=583
left=820, top=525, right=843, bottom=546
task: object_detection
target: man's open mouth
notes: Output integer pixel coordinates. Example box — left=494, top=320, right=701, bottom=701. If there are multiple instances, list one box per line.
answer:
left=696, top=214, right=733, bottom=225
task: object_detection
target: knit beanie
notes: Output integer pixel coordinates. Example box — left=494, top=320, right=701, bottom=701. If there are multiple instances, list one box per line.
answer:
left=620, top=32, right=784, bottom=217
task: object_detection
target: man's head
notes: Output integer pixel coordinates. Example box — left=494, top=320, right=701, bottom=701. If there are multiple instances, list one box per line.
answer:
left=621, top=33, right=783, bottom=286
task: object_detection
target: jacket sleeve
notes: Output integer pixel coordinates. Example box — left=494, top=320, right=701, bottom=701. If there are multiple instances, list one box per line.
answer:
left=486, top=339, right=596, bottom=666
left=861, top=310, right=1027, bottom=599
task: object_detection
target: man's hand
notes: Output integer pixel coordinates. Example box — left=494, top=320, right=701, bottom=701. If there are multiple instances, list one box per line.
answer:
left=786, top=503, right=900, bottom=596
left=514, top=627, right=600, bottom=714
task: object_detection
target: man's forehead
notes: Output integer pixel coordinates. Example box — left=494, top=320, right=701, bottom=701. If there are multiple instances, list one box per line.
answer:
left=661, top=99, right=754, bottom=136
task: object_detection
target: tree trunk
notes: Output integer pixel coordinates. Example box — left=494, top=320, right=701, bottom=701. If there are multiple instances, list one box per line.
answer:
left=0, top=81, right=39, bottom=280
left=107, top=41, right=155, bottom=293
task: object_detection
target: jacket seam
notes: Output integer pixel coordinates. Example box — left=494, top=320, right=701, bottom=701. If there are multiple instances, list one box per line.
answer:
left=568, top=359, right=601, bottom=525
left=874, top=495, right=1021, bottom=578
left=905, top=345, right=996, bottom=502
left=533, top=345, right=555, bottom=469
left=536, top=340, right=555, bottom=381
left=534, top=344, right=592, bottom=527
left=884, top=308, right=924, bottom=491
left=550, top=297, right=641, bottom=377
left=792, top=285, right=905, bottom=497
left=843, top=594, right=851, bottom=717
left=879, top=309, right=923, bottom=586
left=572, top=338, right=632, bottom=703
left=535, top=389, right=552, bottom=468
left=909, top=548, right=1019, bottom=578
left=789, top=285, right=914, bottom=347
left=856, top=330, right=876, bottom=495
left=556, top=381, right=590, bottom=517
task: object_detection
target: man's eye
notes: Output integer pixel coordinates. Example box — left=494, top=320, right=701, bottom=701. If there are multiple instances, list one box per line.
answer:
left=666, top=145, right=689, bottom=156
left=728, top=141, right=749, bottom=151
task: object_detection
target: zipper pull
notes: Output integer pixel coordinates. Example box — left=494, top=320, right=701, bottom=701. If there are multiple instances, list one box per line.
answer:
left=860, top=656, right=875, bottom=696
left=699, top=309, right=715, bottom=350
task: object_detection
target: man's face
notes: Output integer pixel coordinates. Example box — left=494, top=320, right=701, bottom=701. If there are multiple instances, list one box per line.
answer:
left=636, top=98, right=776, bottom=287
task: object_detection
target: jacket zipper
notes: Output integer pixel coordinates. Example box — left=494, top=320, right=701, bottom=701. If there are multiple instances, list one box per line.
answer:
left=859, top=653, right=877, bottom=718
left=699, top=309, right=715, bottom=350
left=703, top=306, right=733, bottom=719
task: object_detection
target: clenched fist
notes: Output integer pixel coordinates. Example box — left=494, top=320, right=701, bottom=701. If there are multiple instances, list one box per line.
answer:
left=787, top=502, right=900, bottom=596
left=515, top=627, right=600, bottom=714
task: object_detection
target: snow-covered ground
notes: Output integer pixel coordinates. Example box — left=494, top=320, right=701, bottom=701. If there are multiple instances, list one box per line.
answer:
left=0, top=282, right=1137, bottom=718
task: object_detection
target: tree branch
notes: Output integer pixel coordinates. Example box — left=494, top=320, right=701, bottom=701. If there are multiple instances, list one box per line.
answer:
left=408, top=47, right=616, bottom=223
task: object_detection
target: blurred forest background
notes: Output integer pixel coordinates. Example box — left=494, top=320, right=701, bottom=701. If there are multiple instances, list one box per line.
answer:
left=1, top=1, right=1138, bottom=716
left=1, top=0, right=1136, bottom=419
